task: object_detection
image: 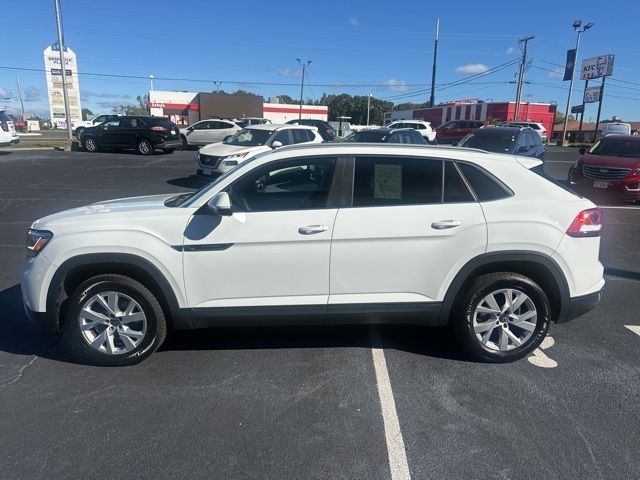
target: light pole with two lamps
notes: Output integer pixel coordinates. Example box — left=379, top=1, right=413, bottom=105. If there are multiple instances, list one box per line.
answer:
left=560, top=20, right=593, bottom=146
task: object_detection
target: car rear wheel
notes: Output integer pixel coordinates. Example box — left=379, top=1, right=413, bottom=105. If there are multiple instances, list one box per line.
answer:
left=63, top=274, right=167, bottom=366
left=180, top=135, right=188, bottom=150
left=137, top=138, right=153, bottom=155
left=452, top=272, right=550, bottom=362
left=84, top=137, right=98, bottom=152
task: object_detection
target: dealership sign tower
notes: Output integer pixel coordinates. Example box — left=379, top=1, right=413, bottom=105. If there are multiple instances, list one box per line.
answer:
left=43, top=43, right=82, bottom=128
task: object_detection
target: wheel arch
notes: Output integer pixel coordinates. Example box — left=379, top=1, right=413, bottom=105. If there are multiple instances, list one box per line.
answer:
left=47, top=253, right=190, bottom=331
left=440, top=251, right=570, bottom=324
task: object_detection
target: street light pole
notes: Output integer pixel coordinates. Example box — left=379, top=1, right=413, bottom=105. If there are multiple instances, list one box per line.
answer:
left=561, top=20, right=593, bottom=146
left=53, top=0, right=73, bottom=141
left=297, top=58, right=311, bottom=120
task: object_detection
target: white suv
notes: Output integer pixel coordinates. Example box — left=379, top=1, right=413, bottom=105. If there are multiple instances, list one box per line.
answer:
left=196, top=124, right=322, bottom=176
left=21, top=144, right=604, bottom=366
left=387, top=120, right=437, bottom=143
left=0, top=111, right=20, bottom=146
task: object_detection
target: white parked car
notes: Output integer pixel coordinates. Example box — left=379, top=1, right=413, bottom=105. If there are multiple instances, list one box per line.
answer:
left=21, top=143, right=604, bottom=366
left=499, top=121, right=547, bottom=142
left=387, top=120, right=437, bottom=143
left=179, top=119, right=240, bottom=149
left=0, top=110, right=20, bottom=146
left=196, top=123, right=322, bottom=176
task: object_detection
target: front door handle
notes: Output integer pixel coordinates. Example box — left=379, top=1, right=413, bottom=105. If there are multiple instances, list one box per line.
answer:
left=431, top=220, right=462, bottom=230
left=298, top=225, right=329, bottom=235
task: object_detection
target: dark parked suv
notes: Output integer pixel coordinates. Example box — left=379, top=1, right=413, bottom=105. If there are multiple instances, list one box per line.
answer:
left=286, top=119, right=335, bottom=141
left=458, top=126, right=545, bottom=160
left=342, top=127, right=427, bottom=144
left=80, top=116, right=182, bottom=155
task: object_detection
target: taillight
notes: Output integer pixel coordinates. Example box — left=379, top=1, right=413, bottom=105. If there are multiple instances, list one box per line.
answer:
left=1, top=121, right=8, bottom=132
left=566, top=208, right=602, bottom=238
left=150, top=126, right=167, bottom=132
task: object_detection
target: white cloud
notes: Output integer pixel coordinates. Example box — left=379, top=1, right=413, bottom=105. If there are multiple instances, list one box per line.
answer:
left=24, top=86, right=41, bottom=102
left=506, top=47, right=515, bottom=55
left=548, top=68, right=564, bottom=79
left=0, top=86, right=11, bottom=98
left=380, top=79, right=408, bottom=92
left=348, top=17, right=359, bottom=27
left=82, top=90, right=131, bottom=99
left=278, top=68, right=302, bottom=79
left=456, top=63, right=490, bottom=74
left=96, top=100, right=128, bottom=110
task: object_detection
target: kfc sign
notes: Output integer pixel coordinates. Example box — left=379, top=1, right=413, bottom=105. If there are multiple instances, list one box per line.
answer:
left=580, top=55, right=615, bottom=80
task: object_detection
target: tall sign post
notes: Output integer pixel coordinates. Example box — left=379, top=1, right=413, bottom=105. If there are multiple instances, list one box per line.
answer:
left=580, top=54, right=614, bottom=142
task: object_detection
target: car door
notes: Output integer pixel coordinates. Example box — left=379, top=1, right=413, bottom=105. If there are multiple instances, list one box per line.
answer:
left=186, top=121, right=210, bottom=146
left=182, top=155, right=343, bottom=312
left=514, top=132, right=530, bottom=156
left=97, top=118, right=122, bottom=147
left=329, top=156, right=487, bottom=307
left=211, top=121, right=237, bottom=143
left=117, top=117, right=142, bottom=147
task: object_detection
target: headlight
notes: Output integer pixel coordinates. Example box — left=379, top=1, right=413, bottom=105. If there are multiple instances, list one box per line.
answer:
left=26, top=229, right=53, bottom=257
left=634, top=168, right=640, bottom=177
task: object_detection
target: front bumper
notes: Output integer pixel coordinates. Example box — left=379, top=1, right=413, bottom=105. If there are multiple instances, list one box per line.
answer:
left=570, top=170, right=640, bottom=200
left=557, top=290, right=603, bottom=323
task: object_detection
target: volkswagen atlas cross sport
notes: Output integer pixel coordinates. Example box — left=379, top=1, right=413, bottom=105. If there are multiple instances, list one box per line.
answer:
left=21, top=143, right=604, bottom=366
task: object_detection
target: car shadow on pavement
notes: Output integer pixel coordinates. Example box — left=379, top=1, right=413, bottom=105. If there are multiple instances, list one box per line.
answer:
left=0, top=150, right=13, bottom=155
left=604, top=267, right=640, bottom=281
left=167, top=175, right=212, bottom=189
left=0, top=284, right=67, bottom=362
left=0, top=284, right=470, bottom=364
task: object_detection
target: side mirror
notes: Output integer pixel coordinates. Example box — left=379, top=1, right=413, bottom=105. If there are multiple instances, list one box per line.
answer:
left=578, top=147, right=587, bottom=155
left=271, top=140, right=283, bottom=149
left=206, top=192, right=232, bottom=216
left=517, top=146, right=528, bottom=153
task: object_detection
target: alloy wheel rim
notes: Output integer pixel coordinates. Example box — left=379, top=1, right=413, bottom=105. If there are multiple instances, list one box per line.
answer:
left=86, top=139, right=96, bottom=151
left=79, top=291, right=147, bottom=355
left=472, top=288, right=537, bottom=352
left=139, top=141, right=150, bottom=154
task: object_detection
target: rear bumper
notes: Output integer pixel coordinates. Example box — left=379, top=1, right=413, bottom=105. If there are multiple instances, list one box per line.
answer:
left=557, top=290, right=603, bottom=323
left=156, top=138, right=181, bottom=149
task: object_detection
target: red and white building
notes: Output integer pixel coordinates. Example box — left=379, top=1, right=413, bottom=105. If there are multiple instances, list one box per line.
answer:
left=384, top=100, right=557, bottom=135
left=148, top=90, right=328, bottom=125
left=262, top=103, right=328, bottom=123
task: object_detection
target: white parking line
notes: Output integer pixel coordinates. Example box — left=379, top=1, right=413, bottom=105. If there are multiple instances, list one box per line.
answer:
left=527, top=335, right=558, bottom=368
left=369, top=326, right=411, bottom=480
left=624, top=325, right=640, bottom=337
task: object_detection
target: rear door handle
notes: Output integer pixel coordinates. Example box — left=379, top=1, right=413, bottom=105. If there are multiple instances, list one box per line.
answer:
left=431, top=220, right=462, bottom=230
left=298, top=225, right=329, bottom=235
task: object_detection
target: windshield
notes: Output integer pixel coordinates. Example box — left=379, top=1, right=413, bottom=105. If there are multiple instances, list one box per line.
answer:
left=458, top=132, right=516, bottom=153
left=343, top=130, right=389, bottom=143
left=588, top=139, right=640, bottom=158
left=604, top=124, right=630, bottom=133
left=224, top=128, right=272, bottom=146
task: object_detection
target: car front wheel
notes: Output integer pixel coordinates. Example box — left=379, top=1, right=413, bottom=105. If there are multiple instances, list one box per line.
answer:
left=63, top=274, right=167, bottom=366
left=452, top=272, right=550, bottom=362
left=84, top=137, right=99, bottom=152
left=137, top=138, right=153, bottom=155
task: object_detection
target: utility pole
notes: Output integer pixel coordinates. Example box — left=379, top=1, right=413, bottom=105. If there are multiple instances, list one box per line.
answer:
left=428, top=18, right=439, bottom=108
left=297, top=58, right=311, bottom=120
left=561, top=20, right=593, bottom=146
left=149, top=74, right=154, bottom=91
left=366, top=94, right=372, bottom=126
left=577, top=78, right=588, bottom=142
left=16, top=76, right=25, bottom=118
left=593, top=77, right=606, bottom=143
left=514, top=35, right=534, bottom=121
left=213, top=81, right=221, bottom=92
left=53, top=0, right=73, bottom=141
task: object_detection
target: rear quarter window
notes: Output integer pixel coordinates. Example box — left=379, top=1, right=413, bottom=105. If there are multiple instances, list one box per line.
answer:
left=456, top=162, right=512, bottom=201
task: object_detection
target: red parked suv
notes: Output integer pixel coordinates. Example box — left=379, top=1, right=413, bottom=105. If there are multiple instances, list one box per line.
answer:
left=435, top=120, right=485, bottom=144
left=568, top=135, right=640, bottom=202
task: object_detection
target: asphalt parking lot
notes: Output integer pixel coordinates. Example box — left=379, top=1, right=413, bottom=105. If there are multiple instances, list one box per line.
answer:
left=0, top=147, right=638, bottom=480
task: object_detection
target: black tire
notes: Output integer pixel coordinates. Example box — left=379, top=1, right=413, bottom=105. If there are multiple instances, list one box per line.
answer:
left=84, top=136, right=99, bottom=153
left=163, top=148, right=175, bottom=154
left=63, top=274, right=167, bottom=366
left=451, top=272, right=551, bottom=363
left=180, top=135, right=188, bottom=150
left=137, top=138, right=154, bottom=155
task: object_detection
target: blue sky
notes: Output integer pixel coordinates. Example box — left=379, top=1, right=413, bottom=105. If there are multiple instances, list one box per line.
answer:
left=1, top=0, right=639, bottom=120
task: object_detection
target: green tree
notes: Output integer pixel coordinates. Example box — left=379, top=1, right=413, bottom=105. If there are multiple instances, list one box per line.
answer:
left=554, top=111, right=575, bottom=125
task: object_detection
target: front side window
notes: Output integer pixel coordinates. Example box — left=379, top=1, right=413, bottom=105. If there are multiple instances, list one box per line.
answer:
left=102, top=119, right=120, bottom=129
left=228, top=157, right=337, bottom=212
left=273, top=130, right=292, bottom=146
left=353, top=156, right=442, bottom=207
left=291, top=129, right=310, bottom=144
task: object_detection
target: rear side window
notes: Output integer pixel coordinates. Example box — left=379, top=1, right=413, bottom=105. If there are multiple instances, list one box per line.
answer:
left=456, top=162, right=511, bottom=201
left=444, top=162, right=475, bottom=203
left=0, top=112, right=12, bottom=122
left=353, top=156, right=442, bottom=206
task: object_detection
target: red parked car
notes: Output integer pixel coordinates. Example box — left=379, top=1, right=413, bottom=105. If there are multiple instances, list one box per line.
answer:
left=435, top=120, right=485, bottom=144
left=568, top=135, right=640, bottom=203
